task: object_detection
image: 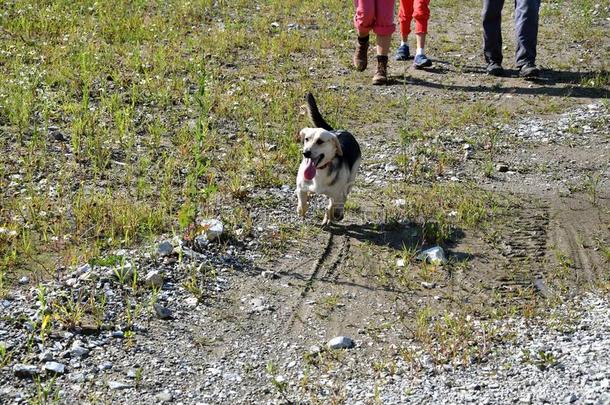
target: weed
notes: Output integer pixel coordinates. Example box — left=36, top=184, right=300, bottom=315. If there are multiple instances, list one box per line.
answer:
left=0, top=342, right=12, bottom=368
left=521, top=349, right=559, bottom=371
left=29, top=376, right=60, bottom=405
left=483, top=159, right=495, bottom=178
left=182, top=263, right=218, bottom=303
left=266, top=361, right=289, bottom=400
left=584, top=172, right=601, bottom=204
left=134, top=368, right=143, bottom=388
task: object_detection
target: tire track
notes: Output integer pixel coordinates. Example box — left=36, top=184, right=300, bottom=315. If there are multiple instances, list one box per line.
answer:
left=495, top=202, right=550, bottom=297
left=284, top=231, right=350, bottom=333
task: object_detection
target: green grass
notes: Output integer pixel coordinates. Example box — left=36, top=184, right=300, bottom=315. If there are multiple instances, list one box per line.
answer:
left=1, top=0, right=608, bottom=284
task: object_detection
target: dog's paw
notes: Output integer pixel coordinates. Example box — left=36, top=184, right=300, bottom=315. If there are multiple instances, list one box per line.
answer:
left=333, top=209, right=344, bottom=222
left=321, top=212, right=332, bottom=226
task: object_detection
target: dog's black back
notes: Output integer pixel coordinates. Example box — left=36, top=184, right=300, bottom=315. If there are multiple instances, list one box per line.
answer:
left=335, top=130, right=361, bottom=171
left=305, top=93, right=361, bottom=171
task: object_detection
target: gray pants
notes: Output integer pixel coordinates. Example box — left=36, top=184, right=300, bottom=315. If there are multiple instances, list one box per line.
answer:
left=482, top=0, right=541, bottom=67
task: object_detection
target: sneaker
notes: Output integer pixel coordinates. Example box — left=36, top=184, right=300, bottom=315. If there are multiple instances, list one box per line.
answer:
left=372, top=55, right=388, bottom=85
left=519, top=62, right=540, bottom=78
left=353, top=36, right=369, bottom=72
left=486, top=61, right=504, bottom=77
left=413, top=54, right=432, bottom=69
left=395, top=44, right=410, bottom=61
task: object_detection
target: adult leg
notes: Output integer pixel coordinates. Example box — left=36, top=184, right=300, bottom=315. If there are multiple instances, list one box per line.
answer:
left=482, top=0, right=505, bottom=64
left=514, top=0, right=540, bottom=68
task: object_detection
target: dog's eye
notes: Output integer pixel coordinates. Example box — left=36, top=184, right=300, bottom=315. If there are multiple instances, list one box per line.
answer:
left=316, top=139, right=324, bottom=145
left=305, top=137, right=310, bottom=142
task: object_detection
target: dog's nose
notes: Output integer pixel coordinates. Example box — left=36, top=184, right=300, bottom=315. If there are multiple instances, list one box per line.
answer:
left=303, top=150, right=312, bottom=158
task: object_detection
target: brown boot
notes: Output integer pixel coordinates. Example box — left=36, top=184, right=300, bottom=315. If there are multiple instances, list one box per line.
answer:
left=353, top=35, right=369, bottom=71
left=372, top=55, right=388, bottom=85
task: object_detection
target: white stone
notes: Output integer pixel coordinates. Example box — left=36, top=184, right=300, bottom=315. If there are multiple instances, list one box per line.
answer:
left=200, top=219, right=224, bottom=241
left=417, top=246, right=448, bottom=265
left=327, top=336, right=355, bottom=349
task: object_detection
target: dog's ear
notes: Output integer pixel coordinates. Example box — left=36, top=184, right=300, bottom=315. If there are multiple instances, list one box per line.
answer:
left=297, top=128, right=314, bottom=143
left=331, top=134, right=343, bottom=156
left=294, top=130, right=304, bottom=143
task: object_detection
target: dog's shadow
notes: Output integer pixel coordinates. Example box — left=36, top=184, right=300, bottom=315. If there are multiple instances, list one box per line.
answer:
left=329, top=220, right=473, bottom=262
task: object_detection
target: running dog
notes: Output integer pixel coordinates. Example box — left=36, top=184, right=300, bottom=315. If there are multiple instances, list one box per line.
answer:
left=296, top=93, right=361, bottom=225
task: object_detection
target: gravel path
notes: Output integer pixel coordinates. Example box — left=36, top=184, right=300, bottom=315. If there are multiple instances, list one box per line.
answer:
left=355, top=293, right=610, bottom=405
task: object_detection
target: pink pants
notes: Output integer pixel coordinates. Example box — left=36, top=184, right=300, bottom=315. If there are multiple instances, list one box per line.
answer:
left=353, top=0, right=396, bottom=36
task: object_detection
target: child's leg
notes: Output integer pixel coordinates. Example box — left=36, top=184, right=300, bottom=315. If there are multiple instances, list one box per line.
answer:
left=353, top=0, right=375, bottom=71
left=371, top=0, right=395, bottom=84
left=398, top=0, right=415, bottom=43
left=353, top=0, right=375, bottom=37
left=372, top=0, right=396, bottom=56
left=413, top=0, right=430, bottom=54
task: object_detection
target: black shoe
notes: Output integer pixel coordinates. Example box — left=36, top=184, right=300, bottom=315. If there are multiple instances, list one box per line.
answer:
left=519, top=62, right=540, bottom=78
left=486, top=61, right=504, bottom=77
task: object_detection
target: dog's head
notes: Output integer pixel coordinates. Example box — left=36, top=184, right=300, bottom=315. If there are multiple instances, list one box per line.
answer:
left=298, top=127, right=342, bottom=168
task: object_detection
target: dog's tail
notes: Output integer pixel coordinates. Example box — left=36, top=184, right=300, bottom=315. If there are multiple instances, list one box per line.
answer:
left=305, top=93, right=333, bottom=131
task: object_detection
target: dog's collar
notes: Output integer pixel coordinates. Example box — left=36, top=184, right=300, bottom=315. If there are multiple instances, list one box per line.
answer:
left=317, top=161, right=331, bottom=170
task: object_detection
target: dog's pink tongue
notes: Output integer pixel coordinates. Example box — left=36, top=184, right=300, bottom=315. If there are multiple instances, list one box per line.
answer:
left=304, top=159, right=316, bottom=180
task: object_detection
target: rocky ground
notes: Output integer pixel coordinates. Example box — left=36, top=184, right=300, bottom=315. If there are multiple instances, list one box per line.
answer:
left=1, top=99, right=608, bottom=404
left=1, top=2, right=609, bottom=403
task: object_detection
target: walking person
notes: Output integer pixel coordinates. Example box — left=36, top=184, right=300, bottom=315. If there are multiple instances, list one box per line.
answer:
left=482, top=0, right=541, bottom=78
left=352, top=0, right=396, bottom=85
left=395, top=0, right=432, bottom=69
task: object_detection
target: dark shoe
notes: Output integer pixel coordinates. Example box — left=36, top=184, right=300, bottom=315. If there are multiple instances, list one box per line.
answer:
left=395, top=44, right=410, bottom=61
left=519, top=62, right=540, bottom=78
left=486, top=61, right=504, bottom=77
left=372, top=55, right=388, bottom=85
left=413, top=54, right=432, bottom=69
left=353, top=35, right=369, bottom=71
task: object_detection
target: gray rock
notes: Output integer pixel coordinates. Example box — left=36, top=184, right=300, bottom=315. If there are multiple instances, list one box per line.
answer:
left=519, top=393, right=533, bottom=404
left=68, top=372, right=85, bottom=383
left=564, top=393, right=578, bottom=403
left=247, top=297, right=272, bottom=313
left=496, top=163, right=509, bottom=172
left=144, top=270, right=164, bottom=288
left=596, top=393, right=610, bottom=405
left=18, top=276, right=29, bottom=285
left=155, top=391, right=173, bottom=402
left=261, top=271, right=279, bottom=280
left=38, top=351, right=54, bottom=362
left=44, top=361, right=66, bottom=374
left=70, top=345, right=89, bottom=358
left=98, top=361, right=113, bottom=371
left=14, top=364, right=39, bottom=378
left=108, top=380, right=131, bottom=390
left=309, top=345, right=321, bottom=354
left=420, top=354, right=435, bottom=370
left=153, top=303, right=173, bottom=320
left=327, top=336, right=355, bottom=349
left=111, top=330, right=124, bottom=338
left=158, top=241, right=174, bottom=257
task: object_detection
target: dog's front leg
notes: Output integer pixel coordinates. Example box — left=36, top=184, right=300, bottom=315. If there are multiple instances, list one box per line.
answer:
left=322, top=197, right=338, bottom=226
left=297, top=189, right=309, bottom=218
left=322, top=201, right=333, bottom=226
